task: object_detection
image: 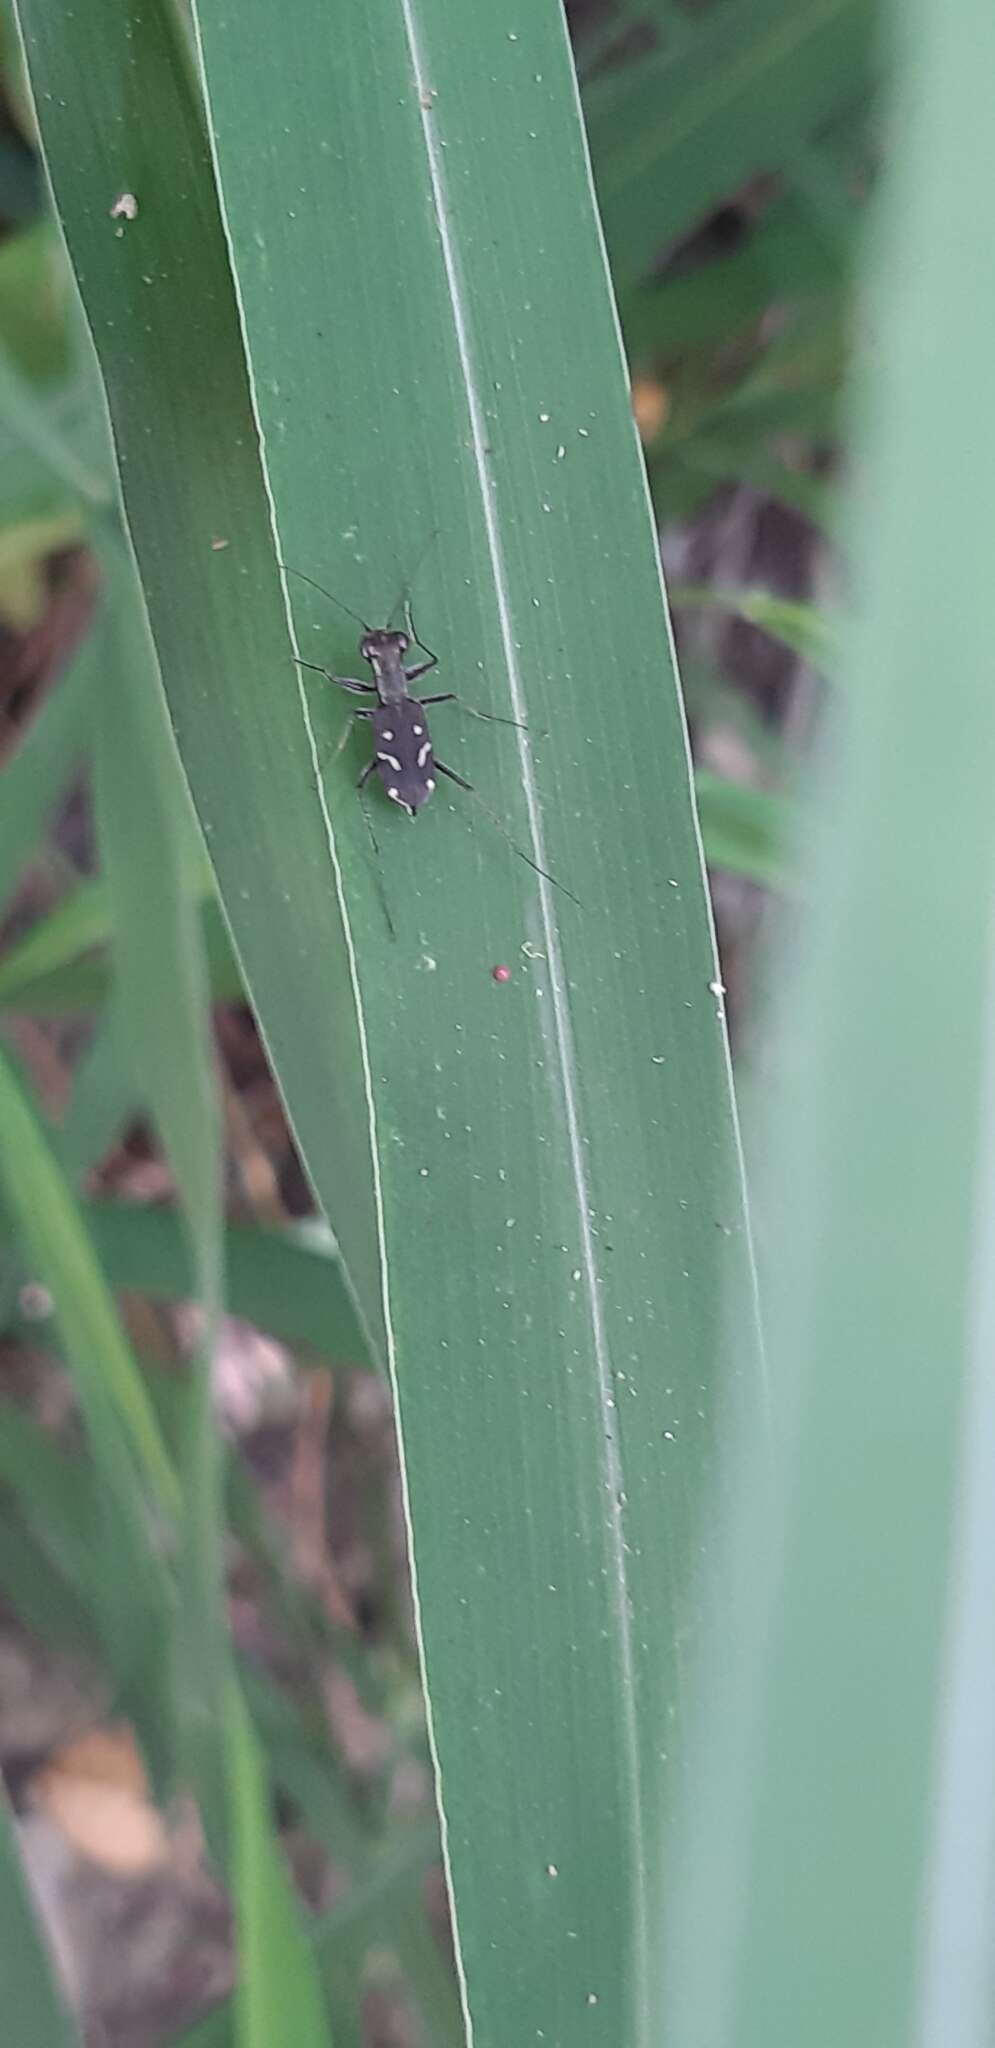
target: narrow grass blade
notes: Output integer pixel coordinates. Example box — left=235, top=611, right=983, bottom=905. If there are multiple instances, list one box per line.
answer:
left=92, top=542, right=230, bottom=1751
left=224, top=1681, right=333, bottom=2048
left=0, top=897, right=244, bottom=1016
left=175, top=1826, right=444, bottom=2048
left=54, top=999, right=137, bottom=1179
left=671, top=583, right=836, bottom=673
left=11, top=0, right=387, bottom=1370
left=0, top=880, right=112, bottom=1001
left=585, top=0, right=877, bottom=292
left=0, top=1784, right=84, bottom=2048
left=0, top=1043, right=178, bottom=1513
left=81, top=1202, right=370, bottom=1365
left=667, top=3, right=995, bottom=2042
left=0, top=336, right=110, bottom=506
left=0, top=1401, right=95, bottom=1585
left=89, top=539, right=333, bottom=2033
left=694, top=771, right=795, bottom=892
left=621, top=192, right=854, bottom=362
left=0, top=1503, right=95, bottom=1656
left=0, top=1044, right=178, bottom=1779
left=0, top=629, right=95, bottom=914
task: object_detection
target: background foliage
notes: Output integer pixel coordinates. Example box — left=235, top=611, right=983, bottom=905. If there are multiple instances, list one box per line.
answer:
left=0, top=1, right=898, bottom=2044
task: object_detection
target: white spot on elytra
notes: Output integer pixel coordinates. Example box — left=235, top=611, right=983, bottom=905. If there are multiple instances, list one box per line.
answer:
left=426, top=777, right=436, bottom=792
left=413, top=723, right=424, bottom=735
left=378, top=752, right=402, bottom=772
left=381, top=727, right=394, bottom=740
left=417, top=741, right=431, bottom=767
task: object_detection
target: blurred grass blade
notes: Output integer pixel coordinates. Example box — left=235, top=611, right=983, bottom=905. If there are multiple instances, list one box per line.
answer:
left=54, top=998, right=137, bottom=1179
left=694, top=770, right=795, bottom=892
left=0, top=1402, right=143, bottom=1683
left=621, top=192, right=854, bottom=362
left=224, top=1681, right=333, bottom=2048
left=93, top=543, right=222, bottom=1310
left=176, top=1825, right=443, bottom=2048
left=0, top=879, right=111, bottom=1001
left=671, top=583, right=836, bottom=673
left=92, top=541, right=230, bottom=1744
left=585, top=0, right=877, bottom=292
left=81, top=1201, right=370, bottom=1365
left=0, top=222, right=67, bottom=383
left=0, top=336, right=111, bottom=504
left=666, top=2, right=995, bottom=2043
left=0, top=897, right=243, bottom=1016
left=235, top=1665, right=372, bottom=1870
left=387, top=1891, right=464, bottom=2048
left=13, top=0, right=761, bottom=2041
left=0, top=1503, right=95, bottom=1656
left=0, top=1784, right=84, bottom=2048
left=0, top=1042, right=178, bottom=1513
left=90, top=531, right=332, bottom=2033
left=0, top=1043, right=178, bottom=1780
left=0, top=1400, right=95, bottom=1583
left=0, top=621, right=96, bottom=914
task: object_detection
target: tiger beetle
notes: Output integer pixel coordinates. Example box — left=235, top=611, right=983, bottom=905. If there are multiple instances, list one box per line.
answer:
left=286, top=566, right=579, bottom=911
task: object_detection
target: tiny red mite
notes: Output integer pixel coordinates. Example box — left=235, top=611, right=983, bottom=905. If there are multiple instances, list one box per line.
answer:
left=491, top=964, right=511, bottom=983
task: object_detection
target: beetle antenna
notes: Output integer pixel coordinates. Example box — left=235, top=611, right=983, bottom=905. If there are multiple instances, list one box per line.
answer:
left=387, top=526, right=441, bottom=628
left=357, top=785, right=397, bottom=940
left=283, top=564, right=370, bottom=633
left=434, top=762, right=581, bottom=908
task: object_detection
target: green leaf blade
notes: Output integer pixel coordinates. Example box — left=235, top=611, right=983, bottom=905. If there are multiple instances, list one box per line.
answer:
left=0, top=1042, right=179, bottom=1513
left=12, top=1, right=761, bottom=2041
left=11, top=0, right=387, bottom=1368
left=0, top=1787, right=85, bottom=2048
left=190, top=4, right=760, bottom=2039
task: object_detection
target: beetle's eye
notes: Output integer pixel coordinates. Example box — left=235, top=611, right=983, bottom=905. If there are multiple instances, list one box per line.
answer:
left=397, top=631, right=409, bottom=654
